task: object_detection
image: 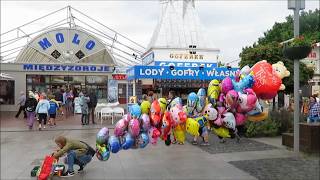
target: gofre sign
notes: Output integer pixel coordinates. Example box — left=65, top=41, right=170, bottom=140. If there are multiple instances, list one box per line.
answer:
left=169, top=53, right=204, bottom=60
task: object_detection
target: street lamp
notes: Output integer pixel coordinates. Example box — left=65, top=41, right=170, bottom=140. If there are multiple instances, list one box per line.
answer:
left=288, top=0, right=305, bottom=155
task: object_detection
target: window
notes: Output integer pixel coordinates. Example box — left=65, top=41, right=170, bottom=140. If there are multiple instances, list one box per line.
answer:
left=0, top=80, right=15, bottom=105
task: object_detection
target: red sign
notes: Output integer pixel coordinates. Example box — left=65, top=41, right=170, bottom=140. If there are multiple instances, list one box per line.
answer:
left=112, top=74, right=127, bottom=80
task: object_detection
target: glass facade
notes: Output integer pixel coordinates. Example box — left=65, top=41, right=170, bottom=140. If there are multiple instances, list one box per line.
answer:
left=0, top=80, right=15, bottom=105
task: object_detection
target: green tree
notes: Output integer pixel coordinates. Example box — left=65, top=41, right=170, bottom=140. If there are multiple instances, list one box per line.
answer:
left=239, top=9, right=319, bottom=94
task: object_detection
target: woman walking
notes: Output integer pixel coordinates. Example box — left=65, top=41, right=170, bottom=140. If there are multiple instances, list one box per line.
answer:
left=79, top=92, right=90, bottom=125
left=25, top=91, right=38, bottom=130
left=36, top=93, right=50, bottom=130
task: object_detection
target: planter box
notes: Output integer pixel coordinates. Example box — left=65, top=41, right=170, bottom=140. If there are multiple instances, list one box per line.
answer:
left=283, top=46, right=312, bottom=60
left=282, top=123, right=320, bottom=153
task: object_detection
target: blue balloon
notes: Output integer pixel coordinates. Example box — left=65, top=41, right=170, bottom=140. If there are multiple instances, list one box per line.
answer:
left=108, top=135, right=121, bottom=153
left=130, top=104, right=141, bottom=118
left=138, top=132, right=149, bottom=148
left=196, top=88, right=206, bottom=113
left=170, top=97, right=183, bottom=108
left=232, top=74, right=254, bottom=92
left=122, top=133, right=134, bottom=150
left=187, top=92, right=198, bottom=108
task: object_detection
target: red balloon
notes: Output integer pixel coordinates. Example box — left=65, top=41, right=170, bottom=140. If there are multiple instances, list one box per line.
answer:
left=251, top=61, right=282, bottom=100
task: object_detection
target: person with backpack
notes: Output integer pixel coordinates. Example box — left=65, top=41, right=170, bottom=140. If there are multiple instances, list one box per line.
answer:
left=48, top=96, right=59, bottom=127
left=25, top=91, right=38, bottom=130
left=88, top=90, right=97, bottom=124
left=52, top=136, right=95, bottom=177
left=35, top=93, right=50, bottom=130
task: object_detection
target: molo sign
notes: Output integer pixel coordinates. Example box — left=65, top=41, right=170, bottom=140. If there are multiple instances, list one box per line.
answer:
left=29, top=28, right=105, bottom=62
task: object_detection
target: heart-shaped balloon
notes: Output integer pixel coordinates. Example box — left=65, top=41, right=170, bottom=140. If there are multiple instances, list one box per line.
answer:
left=251, top=60, right=282, bottom=100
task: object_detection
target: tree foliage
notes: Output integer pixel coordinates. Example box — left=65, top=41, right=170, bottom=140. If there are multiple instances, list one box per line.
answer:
left=239, top=9, right=319, bottom=94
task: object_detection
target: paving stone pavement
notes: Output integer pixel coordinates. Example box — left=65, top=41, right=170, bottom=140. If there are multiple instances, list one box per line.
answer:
left=186, top=133, right=278, bottom=154
left=229, top=157, right=320, bottom=180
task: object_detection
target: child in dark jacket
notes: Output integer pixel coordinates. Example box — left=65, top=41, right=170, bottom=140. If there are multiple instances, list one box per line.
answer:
left=48, top=97, right=59, bottom=126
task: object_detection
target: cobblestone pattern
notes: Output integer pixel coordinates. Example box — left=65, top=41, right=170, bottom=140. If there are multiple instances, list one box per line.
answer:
left=229, top=157, right=320, bottom=180
left=186, top=133, right=277, bottom=154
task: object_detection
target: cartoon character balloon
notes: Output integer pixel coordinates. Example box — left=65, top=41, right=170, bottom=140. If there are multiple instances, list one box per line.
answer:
left=235, top=112, right=246, bottom=126
left=150, top=100, right=162, bottom=127
left=96, top=144, right=110, bottom=161
left=186, top=92, right=198, bottom=116
left=222, top=112, right=236, bottom=130
left=232, top=74, right=254, bottom=92
left=171, top=97, right=183, bottom=109
left=207, top=79, right=220, bottom=106
left=170, top=104, right=187, bottom=126
left=186, top=118, right=200, bottom=136
left=148, top=127, right=161, bottom=145
left=140, top=100, right=151, bottom=114
left=158, top=98, right=167, bottom=113
left=203, top=104, right=218, bottom=121
left=196, top=88, right=207, bottom=113
left=224, top=90, right=239, bottom=111
left=272, top=61, right=290, bottom=90
left=130, top=104, right=141, bottom=119
left=247, top=100, right=263, bottom=116
left=237, top=88, right=257, bottom=113
left=161, top=111, right=173, bottom=145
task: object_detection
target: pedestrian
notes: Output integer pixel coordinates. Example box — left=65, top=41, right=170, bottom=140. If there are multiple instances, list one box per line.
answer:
left=66, top=89, right=74, bottom=116
left=88, top=90, right=97, bottom=124
left=166, top=90, right=176, bottom=110
left=25, top=91, right=38, bottom=130
left=15, top=91, right=27, bottom=118
left=307, top=95, right=320, bottom=123
left=48, top=95, right=59, bottom=127
left=35, top=93, right=50, bottom=130
left=52, top=136, right=95, bottom=177
left=79, top=92, right=90, bottom=125
left=147, top=91, right=154, bottom=103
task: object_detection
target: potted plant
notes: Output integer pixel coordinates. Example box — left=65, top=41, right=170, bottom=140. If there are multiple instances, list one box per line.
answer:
left=283, top=36, right=312, bottom=60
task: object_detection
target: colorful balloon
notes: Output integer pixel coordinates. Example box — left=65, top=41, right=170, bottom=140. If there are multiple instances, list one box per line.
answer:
left=232, top=74, right=254, bottom=92
left=140, top=114, right=151, bottom=132
left=108, top=135, right=121, bottom=153
left=251, top=60, right=282, bottom=100
left=212, top=127, right=231, bottom=138
left=170, top=104, right=187, bottom=125
left=173, top=124, right=186, bottom=144
left=158, top=98, right=167, bottom=113
left=224, top=90, right=239, bottom=110
left=150, top=100, right=161, bottom=126
left=96, top=144, right=110, bottom=161
left=222, top=112, right=236, bottom=130
left=208, top=79, right=220, bottom=105
left=161, top=111, right=173, bottom=145
left=203, top=104, right=218, bottom=121
left=235, top=112, right=246, bottom=126
left=221, top=77, right=233, bottom=94
left=194, top=116, right=207, bottom=128
left=196, top=88, right=207, bottom=113
left=130, top=104, right=141, bottom=119
left=214, top=107, right=226, bottom=126
left=121, top=133, right=134, bottom=150
left=186, top=118, right=200, bottom=136
left=237, top=88, right=257, bottom=113
left=171, top=97, right=183, bottom=108
left=128, top=118, right=140, bottom=137
left=140, top=100, right=151, bottom=114
left=138, top=132, right=149, bottom=148
left=114, top=119, right=128, bottom=137
left=148, top=127, right=161, bottom=145
left=247, top=100, right=263, bottom=116
left=96, top=127, right=109, bottom=145
left=187, top=92, right=198, bottom=115
left=272, top=61, right=290, bottom=90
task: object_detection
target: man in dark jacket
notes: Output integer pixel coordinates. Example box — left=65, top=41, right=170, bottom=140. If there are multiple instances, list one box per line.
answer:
left=88, top=90, right=97, bottom=124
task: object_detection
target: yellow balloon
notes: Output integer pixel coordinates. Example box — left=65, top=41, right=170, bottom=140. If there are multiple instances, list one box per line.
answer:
left=247, top=111, right=268, bottom=122
left=174, top=124, right=186, bottom=143
left=186, top=118, right=200, bottom=136
left=212, top=127, right=231, bottom=138
left=158, top=98, right=167, bottom=113
left=140, top=100, right=151, bottom=114
left=208, top=79, right=220, bottom=100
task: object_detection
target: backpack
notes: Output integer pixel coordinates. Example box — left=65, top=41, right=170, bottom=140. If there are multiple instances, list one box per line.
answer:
left=80, top=141, right=96, bottom=157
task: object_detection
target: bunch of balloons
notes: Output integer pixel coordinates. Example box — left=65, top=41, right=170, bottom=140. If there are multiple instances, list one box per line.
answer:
left=95, top=60, right=290, bottom=161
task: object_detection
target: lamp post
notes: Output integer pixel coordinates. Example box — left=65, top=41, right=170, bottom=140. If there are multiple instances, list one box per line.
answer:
left=288, top=0, right=305, bottom=154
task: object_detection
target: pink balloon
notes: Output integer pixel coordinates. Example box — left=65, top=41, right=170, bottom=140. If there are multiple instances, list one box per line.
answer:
left=214, top=107, right=226, bottom=126
left=225, top=90, right=239, bottom=110
left=114, top=119, right=128, bottom=137
left=221, top=77, right=233, bottom=94
left=141, top=114, right=151, bottom=132
left=237, top=89, right=257, bottom=113
left=235, top=112, right=246, bottom=126
left=148, top=127, right=161, bottom=145
left=128, top=118, right=140, bottom=137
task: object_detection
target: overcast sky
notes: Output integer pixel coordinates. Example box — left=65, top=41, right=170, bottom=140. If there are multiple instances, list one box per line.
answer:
left=1, top=0, right=319, bottom=66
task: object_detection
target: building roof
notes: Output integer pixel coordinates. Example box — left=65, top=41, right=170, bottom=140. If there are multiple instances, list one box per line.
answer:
left=147, top=0, right=217, bottom=50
